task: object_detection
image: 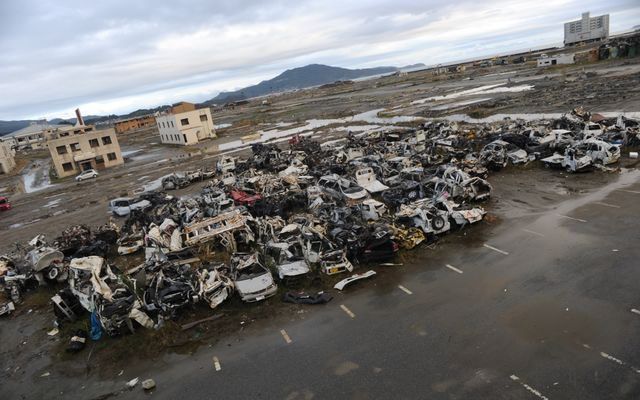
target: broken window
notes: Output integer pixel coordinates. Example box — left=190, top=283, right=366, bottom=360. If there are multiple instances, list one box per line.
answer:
left=70, top=142, right=81, bottom=152
left=96, top=155, right=105, bottom=164
left=101, top=136, right=113, bottom=145
left=62, top=162, right=74, bottom=172
left=56, top=145, right=67, bottom=155
left=180, top=118, right=189, bottom=126
left=200, top=114, right=208, bottom=122
left=107, top=152, right=117, bottom=161
left=89, top=138, right=99, bottom=148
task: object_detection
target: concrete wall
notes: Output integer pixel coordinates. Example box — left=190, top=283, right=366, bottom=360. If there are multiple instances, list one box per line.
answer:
left=47, top=127, right=123, bottom=178
left=0, top=141, right=16, bottom=174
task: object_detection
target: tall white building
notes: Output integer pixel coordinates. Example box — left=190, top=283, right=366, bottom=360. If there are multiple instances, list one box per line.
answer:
left=564, top=12, right=609, bottom=46
left=156, top=102, right=216, bottom=146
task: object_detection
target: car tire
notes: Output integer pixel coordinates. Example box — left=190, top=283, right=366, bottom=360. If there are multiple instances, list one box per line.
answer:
left=433, top=215, right=446, bottom=230
left=46, top=266, right=60, bottom=280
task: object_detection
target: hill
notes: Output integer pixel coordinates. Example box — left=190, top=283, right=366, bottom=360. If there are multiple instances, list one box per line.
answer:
left=204, top=63, right=400, bottom=104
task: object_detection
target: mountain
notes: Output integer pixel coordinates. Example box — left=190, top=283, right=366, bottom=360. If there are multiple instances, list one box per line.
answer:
left=204, top=64, right=399, bottom=104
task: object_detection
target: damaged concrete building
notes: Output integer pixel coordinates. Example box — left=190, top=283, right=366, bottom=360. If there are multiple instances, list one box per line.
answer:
left=47, top=112, right=124, bottom=178
left=0, top=140, right=16, bottom=174
left=156, top=102, right=216, bottom=146
left=114, top=114, right=156, bottom=134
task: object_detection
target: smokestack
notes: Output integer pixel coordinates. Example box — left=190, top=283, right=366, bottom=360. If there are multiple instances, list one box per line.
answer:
left=75, top=108, right=84, bottom=126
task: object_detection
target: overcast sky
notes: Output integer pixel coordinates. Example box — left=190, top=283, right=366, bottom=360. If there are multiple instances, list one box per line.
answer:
left=0, top=0, right=638, bottom=120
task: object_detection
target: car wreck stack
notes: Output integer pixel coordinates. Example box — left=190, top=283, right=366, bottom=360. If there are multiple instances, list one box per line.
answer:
left=1, top=108, right=638, bottom=338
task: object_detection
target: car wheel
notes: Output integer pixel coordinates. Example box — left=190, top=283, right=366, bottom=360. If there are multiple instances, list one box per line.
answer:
left=46, top=266, right=60, bottom=280
left=433, top=216, right=446, bottom=230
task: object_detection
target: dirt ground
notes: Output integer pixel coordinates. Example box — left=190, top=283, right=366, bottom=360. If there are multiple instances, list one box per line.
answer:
left=1, top=53, right=640, bottom=399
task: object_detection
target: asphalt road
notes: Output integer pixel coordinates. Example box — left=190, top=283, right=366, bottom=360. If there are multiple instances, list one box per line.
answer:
left=105, top=169, right=640, bottom=400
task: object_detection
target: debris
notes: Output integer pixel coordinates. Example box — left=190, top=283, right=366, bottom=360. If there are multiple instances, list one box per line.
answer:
left=66, top=330, right=88, bottom=353
left=283, top=291, right=333, bottom=304
left=47, top=327, right=59, bottom=336
left=126, top=377, right=139, bottom=388
left=141, top=378, right=156, bottom=390
left=334, top=270, right=377, bottom=290
left=181, top=313, right=225, bottom=331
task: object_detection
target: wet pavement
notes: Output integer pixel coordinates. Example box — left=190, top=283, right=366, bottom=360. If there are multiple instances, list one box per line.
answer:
left=93, top=169, right=639, bottom=399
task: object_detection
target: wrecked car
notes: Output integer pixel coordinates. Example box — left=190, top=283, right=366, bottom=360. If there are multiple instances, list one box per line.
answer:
left=231, top=253, right=278, bottom=302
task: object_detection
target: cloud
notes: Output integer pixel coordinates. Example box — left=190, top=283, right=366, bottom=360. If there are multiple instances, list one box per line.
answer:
left=0, top=0, right=638, bottom=119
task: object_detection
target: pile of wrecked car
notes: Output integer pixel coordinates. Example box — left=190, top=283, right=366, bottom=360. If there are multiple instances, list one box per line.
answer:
left=1, top=107, right=637, bottom=342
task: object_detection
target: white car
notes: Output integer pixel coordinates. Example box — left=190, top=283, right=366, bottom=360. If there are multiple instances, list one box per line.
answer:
left=109, top=197, right=152, bottom=217
left=75, top=169, right=99, bottom=181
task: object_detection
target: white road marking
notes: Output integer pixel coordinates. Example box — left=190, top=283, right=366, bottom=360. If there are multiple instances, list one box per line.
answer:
left=522, top=228, right=545, bottom=237
left=483, top=244, right=509, bottom=255
left=398, top=285, right=413, bottom=295
left=445, top=264, right=463, bottom=274
left=594, top=201, right=621, bottom=209
left=509, top=375, right=549, bottom=400
left=617, top=189, right=640, bottom=194
left=280, top=329, right=292, bottom=344
left=582, top=344, right=640, bottom=374
left=556, top=214, right=587, bottom=223
left=340, top=304, right=355, bottom=319
left=631, top=308, right=640, bottom=316
left=213, top=356, right=221, bottom=371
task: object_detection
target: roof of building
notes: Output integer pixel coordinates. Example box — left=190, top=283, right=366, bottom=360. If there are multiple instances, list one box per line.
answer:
left=4, top=122, right=58, bottom=138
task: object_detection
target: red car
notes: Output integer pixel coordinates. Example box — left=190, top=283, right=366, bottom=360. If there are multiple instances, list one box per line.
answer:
left=230, top=189, right=262, bottom=206
left=0, top=196, right=11, bottom=211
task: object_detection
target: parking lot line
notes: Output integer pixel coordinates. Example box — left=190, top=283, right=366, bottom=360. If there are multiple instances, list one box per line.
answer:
left=398, top=285, right=413, bottom=295
left=213, top=356, right=221, bottom=371
left=582, top=343, right=640, bottom=374
left=483, top=244, right=509, bottom=255
left=594, top=201, right=621, bottom=208
left=280, top=329, right=292, bottom=344
left=556, top=214, right=587, bottom=223
left=509, top=375, right=549, bottom=400
left=599, top=352, right=640, bottom=374
left=445, top=264, right=463, bottom=274
left=522, top=228, right=545, bottom=237
left=340, top=304, right=355, bottom=319
left=631, top=308, right=640, bottom=316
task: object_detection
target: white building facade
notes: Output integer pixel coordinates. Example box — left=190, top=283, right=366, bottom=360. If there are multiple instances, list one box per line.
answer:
left=564, top=12, right=609, bottom=46
left=157, top=108, right=216, bottom=146
left=537, top=53, right=575, bottom=67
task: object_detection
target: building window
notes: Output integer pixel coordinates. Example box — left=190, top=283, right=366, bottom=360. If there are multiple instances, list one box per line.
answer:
left=183, top=134, right=187, bottom=143
left=62, top=162, right=74, bottom=172
left=171, top=121, right=175, bottom=128
left=200, top=114, right=208, bottom=122
left=89, top=138, right=99, bottom=148
left=180, top=118, right=189, bottom=126
left=107, top=152, right=117, bottom=161
left=70, top=142, right=81, bottom=152
left=56, top=145, right=67, bottom=155
left=96, top=155, right=105, bottom=164
left=101, top=136, right=113, bottom=145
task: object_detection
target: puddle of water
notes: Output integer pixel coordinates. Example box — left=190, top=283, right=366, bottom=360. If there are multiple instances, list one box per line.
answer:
left=411, top=83, right=533, bottom=105
left=23, top=160, right=55, bottom=193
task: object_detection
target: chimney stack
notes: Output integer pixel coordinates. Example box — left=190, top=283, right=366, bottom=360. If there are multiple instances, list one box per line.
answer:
left=75, top=108, right=84, bottom=126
